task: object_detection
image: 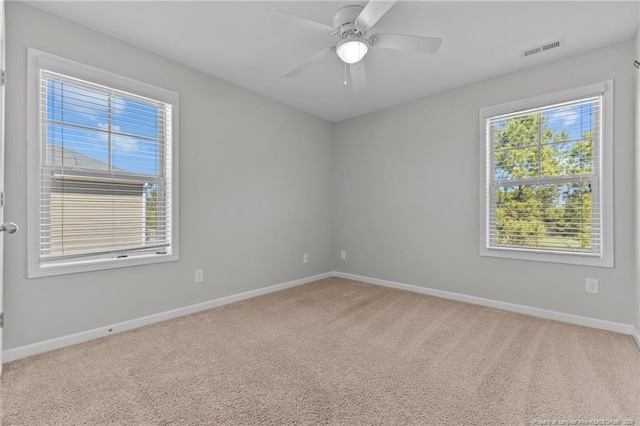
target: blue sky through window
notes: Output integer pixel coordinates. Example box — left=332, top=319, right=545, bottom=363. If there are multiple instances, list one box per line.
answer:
left=46, top=78, right=161, bottom=175
left=543, top=100, right=595, bottom=141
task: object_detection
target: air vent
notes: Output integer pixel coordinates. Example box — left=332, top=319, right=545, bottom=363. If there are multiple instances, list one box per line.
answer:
left=522, top=46, right=542, bottom=57
left=521, top=39, right=564, bottom=58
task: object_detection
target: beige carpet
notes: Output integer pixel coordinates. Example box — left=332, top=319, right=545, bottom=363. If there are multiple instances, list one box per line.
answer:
left=1, top=277, right=639, bottom=425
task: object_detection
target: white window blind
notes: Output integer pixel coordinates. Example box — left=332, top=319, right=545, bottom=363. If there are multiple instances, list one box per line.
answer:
left=39, top=70, right=173, bottom=265
left=485, top=95, right=602, bottom=256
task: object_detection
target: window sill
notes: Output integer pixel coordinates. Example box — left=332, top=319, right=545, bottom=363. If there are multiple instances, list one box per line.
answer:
left=480, top=246, right=613, bottom=268
left=28, top=252, right=179, bottom=278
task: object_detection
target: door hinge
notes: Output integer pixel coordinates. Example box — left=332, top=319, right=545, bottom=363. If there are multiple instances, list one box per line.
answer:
left=0, top=192, right=4, bottom=208
left=1, top=70, right=5, bottom=87
left=0, top=313, right=4, bottom=328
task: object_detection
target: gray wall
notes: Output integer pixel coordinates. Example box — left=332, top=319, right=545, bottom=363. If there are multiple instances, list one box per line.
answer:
left=4, top=3, right=333, bottom=349
left=332, top=40, right=636, bottom=325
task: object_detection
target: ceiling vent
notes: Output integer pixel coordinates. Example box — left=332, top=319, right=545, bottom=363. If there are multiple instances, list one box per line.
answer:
left=521, top=39, right=564, bottom=58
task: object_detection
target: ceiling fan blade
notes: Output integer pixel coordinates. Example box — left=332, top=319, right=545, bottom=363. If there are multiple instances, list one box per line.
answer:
left=371, top=33, right=442, bottom=53
left=349, top=61, right=367, bottom=92
left=355, top=0, right=397, bottom=31
left=270, top=10, right=335, bottom=34
left=283, top=47, right=334, bottom=78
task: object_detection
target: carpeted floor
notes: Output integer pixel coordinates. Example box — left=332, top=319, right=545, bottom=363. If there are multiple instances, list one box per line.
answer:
left=1, top=277, right=639, bottom=425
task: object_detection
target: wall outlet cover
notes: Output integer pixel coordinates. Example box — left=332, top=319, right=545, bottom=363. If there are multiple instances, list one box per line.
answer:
left=585, top=278, right=599, bottom=294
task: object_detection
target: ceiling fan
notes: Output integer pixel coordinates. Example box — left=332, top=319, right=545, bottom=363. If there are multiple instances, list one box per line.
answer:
left=270, top=0, right=442, bottom=91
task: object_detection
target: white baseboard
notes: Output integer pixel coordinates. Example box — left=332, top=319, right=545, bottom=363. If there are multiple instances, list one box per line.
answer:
left=333, top=271, right=638, bottom=340
left=2, top=272, right=333, bottom=363
left=5, top=270, right=638, bottom=363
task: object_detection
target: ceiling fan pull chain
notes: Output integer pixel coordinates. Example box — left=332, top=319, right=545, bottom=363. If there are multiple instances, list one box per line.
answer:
left=344, top=62, right=348, bottom=86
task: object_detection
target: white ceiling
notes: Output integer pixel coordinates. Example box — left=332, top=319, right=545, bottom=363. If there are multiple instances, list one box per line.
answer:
left=27, top=1, right=640, bottom=122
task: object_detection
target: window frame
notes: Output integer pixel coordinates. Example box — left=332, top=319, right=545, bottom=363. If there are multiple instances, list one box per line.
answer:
left=478, top=81, right=613, bottom=267
left=27, top=48, right=180, bottom=277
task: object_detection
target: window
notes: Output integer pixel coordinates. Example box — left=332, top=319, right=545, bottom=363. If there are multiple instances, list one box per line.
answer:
left=479, top=81, right=613, bottom=267
left=28, top=49, right=179, bottom=277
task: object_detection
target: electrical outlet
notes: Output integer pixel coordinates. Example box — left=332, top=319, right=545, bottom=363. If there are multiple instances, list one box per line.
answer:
left=340, top=250, right=347, bottom=260
left=585, top=278, right=599, bottom=294
left=194, top=269, right=204, bottom=283
left=303, top=253, right=309, bottom=264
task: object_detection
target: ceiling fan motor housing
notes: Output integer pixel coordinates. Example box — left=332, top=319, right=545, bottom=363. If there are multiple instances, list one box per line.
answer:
left=333, top=5, right=366, bottom=38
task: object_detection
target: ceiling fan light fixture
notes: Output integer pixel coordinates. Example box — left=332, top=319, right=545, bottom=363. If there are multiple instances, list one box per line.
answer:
left=336, top=39, right=368, bottom=64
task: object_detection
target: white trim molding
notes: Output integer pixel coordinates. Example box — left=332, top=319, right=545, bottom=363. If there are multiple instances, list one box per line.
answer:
left=2, top=272, right=333, bottom=363
left=634, top=327, right=640, bottom=349
left=27, top=48, right=181, bottom=278
left=478, top=80, right=614, bottom=268
left=333, top=272, right=638, bottom=340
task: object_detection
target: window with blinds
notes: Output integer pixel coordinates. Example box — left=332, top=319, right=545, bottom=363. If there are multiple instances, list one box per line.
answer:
left=28, top=49, right=178, bottom=276
left=479, top=81, right=613, bottom=267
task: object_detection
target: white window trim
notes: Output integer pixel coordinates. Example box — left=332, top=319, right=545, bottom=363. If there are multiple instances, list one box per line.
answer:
left=478, top=80, right=614, bottom=267
left=27, top=48, right=180, bottom=277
